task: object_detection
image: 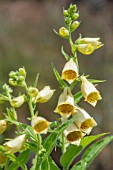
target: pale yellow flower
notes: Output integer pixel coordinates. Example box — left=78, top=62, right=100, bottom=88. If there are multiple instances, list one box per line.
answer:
left=4, top=134, right=26, bottom=154
left=0, top=120, right=7, bottom=135
left=61, top=58, right=79, bottom=84
left=80, top=37, right=103, bottom=49
left=0, top=152, right=6, bottom=166
left=81, top=76, right=102, bottom=106
left=36, top=86, right=55, bottom=103
left=10, top=95, right=25, bottom=108
left=59, top=27, right=69, bottom=37
left=64, top=123, right=84, bottom=145
left=31, top=116, right=49, bottom=134
left=72, top=106, right=97, bottom=134
left=54, top=87, right=76, bottom=118
left=77, top=44, right=95, bottom=55
left=28, top=87, right=39, bottom=97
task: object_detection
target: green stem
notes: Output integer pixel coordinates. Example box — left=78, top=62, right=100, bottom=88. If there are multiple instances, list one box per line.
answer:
left=24, top=83, right=34, bottom=117
left=35, top=134, right=42, bottom=170
left=62, top=133, right=66, bottom=154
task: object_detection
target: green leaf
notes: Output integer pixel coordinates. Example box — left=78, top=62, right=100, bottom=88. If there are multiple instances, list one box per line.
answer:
left=52, top=64, right=68, bottom=88
left=42, top=116, right=78, bottom=163
left=41, top=158, right=50, bottom=170
left=33, top=73, right=39, bottom=87
left=60, top=133, right=108, bottom=170
left=88, top=79, right=106, bottom=84
left=48, top=156, right=60, bottom=170
left=71, top=135, right=113, bottom=170
left=61, top=46, right=70, bottom=61
left=73, top=91, right=83, bottom=104
left=8, top=149, right=30, bottom=170
left=69, top=79, right=78, bottom=91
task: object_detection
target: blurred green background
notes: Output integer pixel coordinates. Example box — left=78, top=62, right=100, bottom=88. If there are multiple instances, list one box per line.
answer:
left=0, top=0, right=113, bottom=169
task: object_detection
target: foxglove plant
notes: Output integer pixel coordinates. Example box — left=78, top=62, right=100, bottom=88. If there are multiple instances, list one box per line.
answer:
left=0, top=3, right=113, bottom=170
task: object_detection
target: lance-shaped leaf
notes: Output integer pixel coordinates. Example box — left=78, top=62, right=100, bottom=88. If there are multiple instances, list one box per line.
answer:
left=48, top=156, right=60, bottom=170
left=52, top=64, right=68, bottom=88
left=41, top=116, right=78, bottom=163
left=74, top=91, right=83, bottom=104
left=60, top=133, right=108, bottom=170
left=61, top=46, right=70, bottom=61
left=88, top=79, right=106, bottom=84
left=8, top=149, right=30, bottom=170
left=41, top=158, right=50, bottom=170
left=71, top=135, right=113, bottom=170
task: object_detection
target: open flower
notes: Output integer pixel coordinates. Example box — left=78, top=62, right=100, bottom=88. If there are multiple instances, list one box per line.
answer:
left=4, top=134, right=26, bottom=154
left=72, top=106, right=97, bottom=134
left=61, top=58, right=79, bottom=84
left=64, top=123, right=84, bottom=145
left=0, top=152, right=7, bottom=166
left=59, top=27, right=69, bottom=38
left=81, top=76, right=102, bottom=106
left=54, top=87, right=76, bottom=118
left=31, top=116, right=49, bottom=134
left=0, top=120, right=7, bottom=135
left=36, top=86, right=55, bottom=103
left=10, top=95, right=25, bottom=108
left=79, top=37, right=103, bottom=49
left=77, top=44, right=95, bottom=55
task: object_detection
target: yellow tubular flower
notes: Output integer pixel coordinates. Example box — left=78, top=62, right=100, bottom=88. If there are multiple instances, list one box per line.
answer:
left=54, top=87, right=77, bottom=118
left=61, top=58, right=79, bottom=84
left=0, top=152, right=7, bottom=166
left=36, top=86, right=55, bottom=103
left=80, top=37, right=103, bottom=49
left=77, top=44, right=95, bottom=55
left=28, top=87, right=39, bottom=97
left=64, top=123, right=84, bottom=145
left=4, top=134, right=26, bottom=154
left=31, top=116, right=49, bottom=134
left=81, top=76, right=102, bottom=106
left=0, top=120, right=7, bottom=135
left=72, top=106, right=97, bottom=135
left=10, top=95, right=25, bottom=108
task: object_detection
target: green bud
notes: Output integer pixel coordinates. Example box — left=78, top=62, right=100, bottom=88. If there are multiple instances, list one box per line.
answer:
left=65, top=17, right=71, bottom=25
left=69, top=4, right=77, bottom=13
left=59, top=27, right=69, bottom=38
left=63, top=10, right=68, bottom=16
left=19, top=67, right=26, bottom=77
left=9, top=78, right=17, bottom=86
left=18, top=75, right=25, bottom=82
left=28, top=87, right=39, bottom=97
left=70, top=21, right=80, bottom=32
left=9, top=71, right=17, bottom=78
left=72, top=13, right=79, bottom=20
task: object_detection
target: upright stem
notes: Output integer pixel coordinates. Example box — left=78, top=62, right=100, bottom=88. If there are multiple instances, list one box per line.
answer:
left=62, top=133, right=66, bottom=154
left=35, top=134, right=42, bottom=170
left=24, top=83, right=34, bottom=117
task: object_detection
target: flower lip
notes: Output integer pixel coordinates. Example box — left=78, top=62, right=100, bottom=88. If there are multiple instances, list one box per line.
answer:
left=62, top=70, right=77, bottom=82
left=87, top=92, right=102, bottom=103
left=66, top=131, right=83, bottom=142
left=81, top=118, right=97, bottom=131
left=34, top=120, right=49, bottom=134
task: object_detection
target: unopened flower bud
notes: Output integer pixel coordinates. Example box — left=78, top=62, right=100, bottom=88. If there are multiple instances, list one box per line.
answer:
left=63, top=10, right=68, bottom=16
left=9, top=78, right=17, bottom=86
left=0, top=152, right=7, bottom=166
left=0, top=120, right=7, bottom=135
left=36, top=86, right=55, bottom=103
left=81, top=76, right=102, bottom=106
left=59, top=27, right=69, bottom=38
left=70, top=21, right=80, bottom=32
left=65, top=17, right=71, bottom=25
left=18, top=75, right=25, bottom=81
left=77, top=44, right=95, bottom=55
left=10, top=95, right=25, bottom=108
left=72, top=13, right=79, bottom=20
left=19, top=67, right=26, bottom=77
left=31, top=116, right=49, bottom=134
left=28, top=87, right=39, bottom=97
left=9, top=71, right=17, bottom=78
left=4, top=134, right=26, bottom=154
